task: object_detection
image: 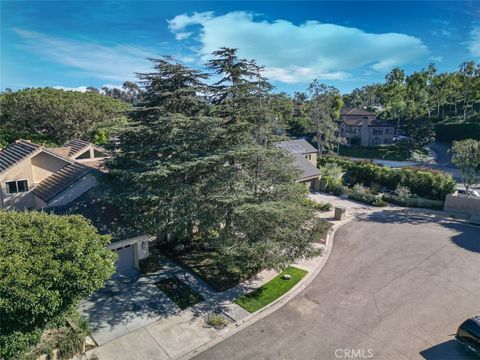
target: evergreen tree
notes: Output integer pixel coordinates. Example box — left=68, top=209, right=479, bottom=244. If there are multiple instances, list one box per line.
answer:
left=136, top=56, right=208, bottom=117
left=107, top=52, right=324, bottom=273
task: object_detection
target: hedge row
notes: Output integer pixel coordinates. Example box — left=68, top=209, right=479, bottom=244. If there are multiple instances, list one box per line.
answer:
left=318, top=156, right=456, bottom=201
left=383, top=194, right=444, bottom=211
left=348, top=191, right=386, bottom=207
left=435, top=123, right=480, bottom=142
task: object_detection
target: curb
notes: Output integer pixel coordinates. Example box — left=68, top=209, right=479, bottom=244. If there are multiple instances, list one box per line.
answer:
left=176, top=217, right=353, bottom=360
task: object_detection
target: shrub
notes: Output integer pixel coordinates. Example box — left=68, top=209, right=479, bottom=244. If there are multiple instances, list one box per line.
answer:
left=302, top=198, right=332, bottom=211
left=372, top=198, right=387, bottom=207
left=348, top=190, right=381, bottom=206
left=318, top=156, right=455, bottom=200
left=395, top=185, right=412, bottom=201
left=206, top=314, right=229, bottom=329
left=370, top=183, right=381, bottom=195
left=0, top=211, right=116, bottom=359
left=351, top=183, right=366, bottom=195
left=331, top=184, right=347, bottom=196
left=0, top=331, right=42, bottom=360
left=317, top=202, right=333, bottom=211
left=435, top=122, right=480, bottom=142
left=383, top=193, right=444, bottom=210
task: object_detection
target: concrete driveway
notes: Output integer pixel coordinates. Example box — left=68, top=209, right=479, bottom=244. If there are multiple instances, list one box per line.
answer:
left=194, top=212, right=480, bottom=360
left=79, top=270, right=179, bottom=345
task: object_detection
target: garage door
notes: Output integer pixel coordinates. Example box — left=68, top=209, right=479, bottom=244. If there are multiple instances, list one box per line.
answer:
left=115, top=245, right=135, bottom=274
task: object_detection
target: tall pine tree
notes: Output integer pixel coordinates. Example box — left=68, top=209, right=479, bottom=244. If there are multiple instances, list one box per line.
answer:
left=107, top=50, right=325, bottom=273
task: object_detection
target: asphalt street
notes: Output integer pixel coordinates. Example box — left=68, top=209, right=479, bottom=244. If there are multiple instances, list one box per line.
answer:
left=194, top=212, right=480, bottom=360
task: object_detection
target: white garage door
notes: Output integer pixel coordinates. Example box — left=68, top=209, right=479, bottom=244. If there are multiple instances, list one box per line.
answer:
left=115, top=245, right=135, bottom=274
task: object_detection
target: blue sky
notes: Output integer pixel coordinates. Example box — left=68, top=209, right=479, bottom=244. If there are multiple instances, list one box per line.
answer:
left=1, top=1, right=479, bottom=94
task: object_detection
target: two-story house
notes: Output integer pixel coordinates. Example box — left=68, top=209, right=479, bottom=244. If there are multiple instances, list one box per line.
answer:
left=275, top=139, right=320, bottom=191
left=340, top=107, right=395, bottom=146
left=1, top=139, right=151, bottom=274
left=0, top=139, right=106, bottom=210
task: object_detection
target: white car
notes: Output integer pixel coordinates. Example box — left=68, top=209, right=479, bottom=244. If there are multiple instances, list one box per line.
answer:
left=457, top=189, right=480, bottom=198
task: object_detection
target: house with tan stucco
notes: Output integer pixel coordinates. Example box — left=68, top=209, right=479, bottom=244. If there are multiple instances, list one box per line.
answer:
left=0, top=139, right=107, bottom=210
left=0, top=138, right=151, bottom=273
left=340, top=107, right=395, bottom=146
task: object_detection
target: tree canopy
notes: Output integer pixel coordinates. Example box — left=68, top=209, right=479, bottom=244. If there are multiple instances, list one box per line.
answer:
left=450, top=139, right=480, bottom=194
left=343, top=61, right=480, bottom=122
left=106, top=50, right=324, bottom=274
left=0, top=88, right=129, bottom=146
left=0, top=211, right=116, bottom=359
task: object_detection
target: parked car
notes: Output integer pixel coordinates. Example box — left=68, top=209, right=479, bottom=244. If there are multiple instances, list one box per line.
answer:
left=457, top=189, right=480, bottom=198
left=456, top=316, right=480, bottom=357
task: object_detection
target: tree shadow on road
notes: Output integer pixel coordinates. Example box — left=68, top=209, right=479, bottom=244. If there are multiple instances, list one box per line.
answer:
left=355, top=210, right=443, bottom=225
left=441, top=221, right=480, bottom=253
left=355, top=210, right=480, bottom=253
left=420, top=339, right=478, bottom=360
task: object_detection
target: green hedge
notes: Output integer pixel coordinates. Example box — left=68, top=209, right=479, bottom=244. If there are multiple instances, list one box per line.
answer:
left=348, top=191, right=386, bottom=207
left=383, top=194, right=444, bottom=210
left=435, top=123, right=480, bottom=142
left=318, top=156, right=455, bottom=201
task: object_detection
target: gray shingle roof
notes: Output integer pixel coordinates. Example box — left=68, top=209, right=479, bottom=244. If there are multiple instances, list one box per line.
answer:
left=48, top=190, right=141, bottom=242
left=0, top=140, right=40, bottom=174
left=292, top=154, right=321, bottom=180
left=32, top=162, right=92, bottom=203
left=275, top=139, right=317, bottom=154
left=64, top=139, right=92, bottom=158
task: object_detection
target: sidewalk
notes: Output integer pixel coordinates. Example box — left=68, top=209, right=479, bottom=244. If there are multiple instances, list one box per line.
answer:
left=85, top=194, right=386, bottom=360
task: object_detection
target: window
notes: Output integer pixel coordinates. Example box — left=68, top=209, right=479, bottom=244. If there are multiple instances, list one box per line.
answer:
left=305, top=154, right=312, bottom=160
left=5, top=180, right=29, bottom=194
left=384, top=128, right=392, bottom=134
left=373, top=129, right=383, bottom=135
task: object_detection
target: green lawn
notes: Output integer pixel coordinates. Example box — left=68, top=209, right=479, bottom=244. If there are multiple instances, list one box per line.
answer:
left=235, top=266, right=308, bottom=313
left=339, top=145, right=413, bottom=161
left=156, top=277, right=204, bottom=309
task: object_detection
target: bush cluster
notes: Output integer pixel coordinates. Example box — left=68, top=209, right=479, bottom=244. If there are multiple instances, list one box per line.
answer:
left=382, top=193, right=444, bottom=210
left=435, top=122, right=480, bottom=142
left=347, top=186, right=386, bottom=207
left=302, top=198, right=332, bottom=211
left=318, top=156, right=455, bottom=201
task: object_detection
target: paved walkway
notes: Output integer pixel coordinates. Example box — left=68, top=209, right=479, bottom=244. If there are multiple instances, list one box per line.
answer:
left=85, top=246, right=327, bottom=359
left=84, top=194, right=397, bottom=360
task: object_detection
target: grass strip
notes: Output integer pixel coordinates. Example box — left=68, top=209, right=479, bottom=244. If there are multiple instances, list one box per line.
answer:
left=235, top=266, right=307, bottom=313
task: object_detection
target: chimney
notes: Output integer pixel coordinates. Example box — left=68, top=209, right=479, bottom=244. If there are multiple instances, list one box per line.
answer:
left=361, top=116, right=369, bottom=146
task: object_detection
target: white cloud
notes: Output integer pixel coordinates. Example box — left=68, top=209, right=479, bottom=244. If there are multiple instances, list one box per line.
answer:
left=168, top=11, right=429, bottom=83
left=175, top=32, right=193, bottom=41
left=14, top=28, right=153, bottom=81
left=467, top=26, right=480, bottom=57
left=168, top=12, right=214, bottom=33
left=53, top=86, right=89, bottom=92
